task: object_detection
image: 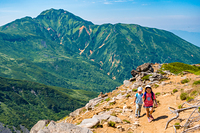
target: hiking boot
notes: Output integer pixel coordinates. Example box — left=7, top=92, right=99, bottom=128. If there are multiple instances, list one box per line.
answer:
left=149, top=114, right=154, bottom=120
left=148, top=117, right=152, bottom=123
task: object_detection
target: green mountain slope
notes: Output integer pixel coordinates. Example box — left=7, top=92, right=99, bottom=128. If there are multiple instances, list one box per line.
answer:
left=1, top=8, right=199, bottom=83
left=0, top=76, right=97, bottom=130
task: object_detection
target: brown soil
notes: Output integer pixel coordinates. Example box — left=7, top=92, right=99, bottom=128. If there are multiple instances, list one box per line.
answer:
left=58, top=73, right=200, bottom=133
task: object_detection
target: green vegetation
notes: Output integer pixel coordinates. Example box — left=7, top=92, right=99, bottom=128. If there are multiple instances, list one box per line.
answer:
left=110, top=112, right=117, bottom=117
left=174, top=123, right=181, bottom=129
left=126, top=94, right=131, bottom=98
left=123, top=119, right=130, bottom=123
left=181, top=78, right=190, bottom=84
left=173, top=89, right=178, bottom=93
left=191, top=90, right=198, bottom=96
left=154, top=84, right=159, bottom=88
left=109, top=102, right=115, bottom=106
left=193, top=80, right=200, bottom=85
left=186, top=97, right=194, bottom=102
left=198, top=107, right=200, bottom=112
left=132, top=89, right=137, bottom=92
left=180, top=92, right=188, bottom=100
left=161, top=62, right=200, bottom=75
left=155, top=92, right=161, bottom=96
left=178, top=105, right=182, bottom=109
left=108, top=121, right=116, bottom=127
left=142, top=74, right=152, bottom=80
left=0, top=76, right=97, bottom=130
left=105, top=97, right=111, bottom=102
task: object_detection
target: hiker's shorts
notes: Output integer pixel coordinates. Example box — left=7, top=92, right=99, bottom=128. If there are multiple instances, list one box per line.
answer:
left=143, top=105, right=153, bottom=108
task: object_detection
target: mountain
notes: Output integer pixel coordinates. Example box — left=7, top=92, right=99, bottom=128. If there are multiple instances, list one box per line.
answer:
left=171, top=30, right=200, bottom=47
left=0, top=76, right=97, bottom=130
left=0, top=8, right=200, bottom=84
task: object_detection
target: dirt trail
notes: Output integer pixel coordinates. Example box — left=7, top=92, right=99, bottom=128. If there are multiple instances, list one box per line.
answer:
left=60, top=73, right=200, bottom=133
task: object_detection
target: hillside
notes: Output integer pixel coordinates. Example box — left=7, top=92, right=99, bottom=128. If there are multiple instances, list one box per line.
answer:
left=0, top=8, right=200, bottom=84
left=31, top=63, right=200, bottom=133
left=0, top=76, right=98, bottom=131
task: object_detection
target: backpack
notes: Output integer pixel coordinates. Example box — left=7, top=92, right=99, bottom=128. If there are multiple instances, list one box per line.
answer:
left=144, top=91, right=154, bottom=102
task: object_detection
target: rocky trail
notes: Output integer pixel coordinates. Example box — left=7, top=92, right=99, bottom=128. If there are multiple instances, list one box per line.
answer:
left=30, top=63, right=200, bottom=133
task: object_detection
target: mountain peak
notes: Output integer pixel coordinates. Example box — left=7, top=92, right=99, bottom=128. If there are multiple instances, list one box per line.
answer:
left=36, top=8, right=93, bottom=25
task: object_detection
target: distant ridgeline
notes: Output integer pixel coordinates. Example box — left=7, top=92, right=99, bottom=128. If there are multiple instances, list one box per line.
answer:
left=0, top=8, right=199, bottom=86
left=0, top=8, right=200, bottom=132
left=0, top=76, right=97, bottom=131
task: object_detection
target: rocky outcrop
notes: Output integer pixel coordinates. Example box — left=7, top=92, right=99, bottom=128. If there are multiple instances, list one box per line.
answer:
left=30, top=120, right=92, bottom=133
left=136, top=63, right=154, bottom=73
left=30, top=120, right=50, bottom=133
left=69, top=108, right=83, bottom=117
left=85, top=95, right=108, bottom=110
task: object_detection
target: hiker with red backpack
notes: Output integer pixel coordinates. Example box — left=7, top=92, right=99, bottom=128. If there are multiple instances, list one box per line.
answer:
left=143, top=85, right=158, bottom=122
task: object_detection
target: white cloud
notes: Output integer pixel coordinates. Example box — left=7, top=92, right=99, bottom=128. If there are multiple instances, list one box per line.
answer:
left=104, top=1, right=112, bottom=4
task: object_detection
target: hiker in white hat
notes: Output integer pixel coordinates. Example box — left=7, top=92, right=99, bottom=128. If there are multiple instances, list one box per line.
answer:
left=133, top=87, right=143, bottom=118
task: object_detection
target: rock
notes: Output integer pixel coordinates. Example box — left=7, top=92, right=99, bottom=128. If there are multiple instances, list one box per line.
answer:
left=131, top=70, right=139, bottom=77
left=181, top=76, right=187, bottom=80
left=93, top=114, right=111, bottom=122
left=108, top=116, right=122, bottom=123
left=184, top=88, right=193, bottom=93
left=123, top=80, right=132, bottom=87
left=30, top=120, right=50, bottom=133
left=129, top=77, right=136, bottom=81
left=115, top=94, right=126, bottom=100
left=78, top=117, right=99, bottom=128
left=161, top=81, right=167, bottom=86
left=136, top=63, right=154, bottom=73
left=149, top=73, right=168, bottom=82
left=85, top=96, right=108, bottom=110
left=107, top=98, right=116, bottom=105
left=37, top=121, right=92, bottom=133
left=70, top=108, right=83, bottom=117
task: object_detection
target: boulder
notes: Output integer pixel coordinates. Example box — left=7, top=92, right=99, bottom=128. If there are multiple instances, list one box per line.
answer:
left=123, top=80, right=132, bottom=87
left=85, top=96, right=108, bottom=110
left=37, top=121, right=92, bottom=133
left=93, top=114, right=111, bottom=122
left=69, top=108, right=83, bottom=117
left=30, top=120, right=50, bottom=133
left=131, top=70, right=139, bottom=77
left=108, top=116, right=122, bottom=123
left=78, top=118, right=99, bottom=128
left=136, top=63, right=154, bottom=73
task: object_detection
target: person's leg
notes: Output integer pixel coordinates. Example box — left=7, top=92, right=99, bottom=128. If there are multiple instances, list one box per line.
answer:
left=149, top=107, right=153, bottom=115
left=146, top=108, right=149, bottom=118
left=135, top=104, right=139, bottom=117
left=138, top=104, right=142, bottom=116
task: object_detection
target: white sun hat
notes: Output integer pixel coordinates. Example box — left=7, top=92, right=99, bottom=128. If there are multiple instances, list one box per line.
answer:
left=137, top=87, right=143, bottom=92
left=145, top=85, right=151, bottom=88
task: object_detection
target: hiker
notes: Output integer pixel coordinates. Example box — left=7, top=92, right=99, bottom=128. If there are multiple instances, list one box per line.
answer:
left=143, top=85, right=158, bottom=122
left=134, top=87, right=143, bottom=118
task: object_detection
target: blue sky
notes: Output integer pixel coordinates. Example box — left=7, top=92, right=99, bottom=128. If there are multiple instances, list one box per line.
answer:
left=0, top=0, right=200, bottom=32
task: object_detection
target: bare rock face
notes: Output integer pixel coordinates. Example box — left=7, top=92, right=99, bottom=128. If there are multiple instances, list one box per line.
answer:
left=69, top=108, right=83, bottom=117
left=30, top=120, right=50, bottom=133
left=131, top=70, right=139, bottom=77
left=136, top=63, right=154, bottom=73
left=85, top=96, right=108, bottom=110
left=78, top=117, right=99, bottom=128
left=31, top=121, right=92, bottom=133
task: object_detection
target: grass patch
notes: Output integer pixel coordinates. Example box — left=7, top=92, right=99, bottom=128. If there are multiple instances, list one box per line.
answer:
left=142, top=74, right=152, bottom=80
left=105, top=97, right=110, bottom=102
left=154, top=84, right=159, bottom=88
left=123, top=119, right=130, bottom=123
left=109, top=102, right=115, bottom=106
left=173, top=89, right=178, bottom=93
left=186, top=97, right=194, bottom=102
left=161, top=62, right=200, bottom=75
left=132, top=89, right=137, bottom=92
left=181, top=78, right=190, bottom=84
left=174, top=123, right=181, bottom=129
left=180, top=92, right=188, bottom=100
left=100, top=100, right=104, bottom=103
left=193, top=80, right=200, bottom=85
left=126, top=94, right=131, bottom=98
left=108, top=121, right=116, bottom=127
left=155, top=92, right=161, bottom=96
left=92, top=123, right=103, bottom=128
left=190, top=90, right=198, bottom=96
left=110, top=112, right=117, bottom=117
left=198, top=107, right=200, bottom=112
left=95, top=103, right=99, bottom=107
left=178, top=105, right=182, bottom=109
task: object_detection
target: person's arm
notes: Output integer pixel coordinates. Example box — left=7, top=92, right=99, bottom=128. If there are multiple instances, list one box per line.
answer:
left=133, top=96, right=136, bottom=105
left=153, top=94, right=158, bottom=107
